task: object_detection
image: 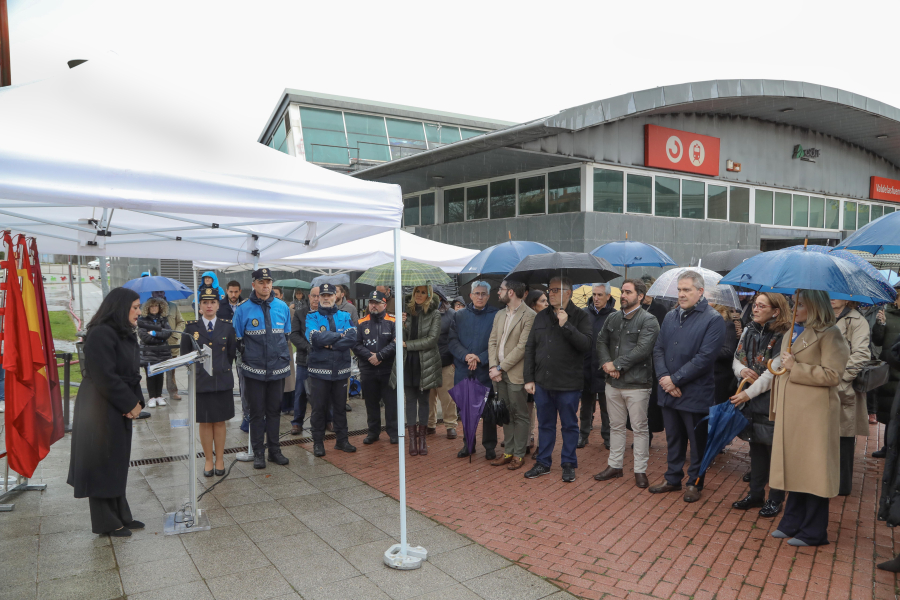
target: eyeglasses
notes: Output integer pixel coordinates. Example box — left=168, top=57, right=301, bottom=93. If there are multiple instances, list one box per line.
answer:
left=471, top=292, right=489, bottom=297
left=752, top=303, right=771, bottom=310
left=548, top=288, right=569, bottom=294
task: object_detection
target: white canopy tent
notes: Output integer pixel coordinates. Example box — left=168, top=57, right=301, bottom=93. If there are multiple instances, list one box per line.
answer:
left=193, top=230, right=479, bottom=275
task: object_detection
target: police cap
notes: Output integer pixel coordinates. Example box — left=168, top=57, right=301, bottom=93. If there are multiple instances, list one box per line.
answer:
left=199, top=288, right=219, bottom=302
left=367, top=290, right=387, bottom=303
left=319, top=283, right=337, bottom=296
left=252, top=268, right=273, bottom=281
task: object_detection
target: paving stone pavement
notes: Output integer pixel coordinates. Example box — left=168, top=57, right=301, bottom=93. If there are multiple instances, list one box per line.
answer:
left=305, top=421, right=897, bottom=600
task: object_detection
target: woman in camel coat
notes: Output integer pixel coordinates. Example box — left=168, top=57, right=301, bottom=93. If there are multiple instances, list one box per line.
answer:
left=770, top=289, right=849, bottom=547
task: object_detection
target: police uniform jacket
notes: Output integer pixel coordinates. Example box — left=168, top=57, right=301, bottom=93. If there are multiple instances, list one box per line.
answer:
left=306, top=305, right=357, bottom=381
left=179, top=318, right=237, bottom=394
left=353, top=310, right=396, bottom=376
left=232, top=292, right=292, bottom=381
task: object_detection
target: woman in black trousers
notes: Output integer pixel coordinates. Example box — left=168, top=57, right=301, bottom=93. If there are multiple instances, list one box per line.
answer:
left=67, top=287, right=146, bottom=537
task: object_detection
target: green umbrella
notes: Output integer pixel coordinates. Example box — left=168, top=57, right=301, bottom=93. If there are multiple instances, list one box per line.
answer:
left=356, top=260, right=451, bottom=287
left=273, top=278, right=311, bottom=290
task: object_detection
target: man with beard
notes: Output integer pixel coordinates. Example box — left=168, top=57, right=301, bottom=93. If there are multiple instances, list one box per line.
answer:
left=354, top=290, right=398, bottom=445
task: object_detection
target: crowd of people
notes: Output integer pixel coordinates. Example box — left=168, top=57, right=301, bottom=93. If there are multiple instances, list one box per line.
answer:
left=65, top=265, right=900, bottom=566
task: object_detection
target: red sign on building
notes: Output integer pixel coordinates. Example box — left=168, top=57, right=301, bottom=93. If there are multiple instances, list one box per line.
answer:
left=644, top=124, right=720, bottom=177
left=870, top=176, right=900, bottom=203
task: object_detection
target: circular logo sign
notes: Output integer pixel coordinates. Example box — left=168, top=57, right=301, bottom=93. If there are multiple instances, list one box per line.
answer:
left=688, top=140, right=705, bottom=166
left=665, top=136, right=682, bottom=163
left=320, top=326, right=326, bottom=332
left=251, top=318, right=259, bottom=327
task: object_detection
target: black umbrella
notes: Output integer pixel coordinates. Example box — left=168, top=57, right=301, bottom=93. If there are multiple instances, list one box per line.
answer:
left=505, top=252, right=620, bottom=286
left=699, top=249, right=761, bottom=275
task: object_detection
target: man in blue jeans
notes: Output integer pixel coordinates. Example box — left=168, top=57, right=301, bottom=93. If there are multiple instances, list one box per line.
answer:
left=522, top=277, right=593, bottom=482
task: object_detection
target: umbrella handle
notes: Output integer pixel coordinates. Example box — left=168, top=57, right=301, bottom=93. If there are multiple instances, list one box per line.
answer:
left=736, top=378, right=752, bottom=394
left=766, top=359, right=786, bottom=376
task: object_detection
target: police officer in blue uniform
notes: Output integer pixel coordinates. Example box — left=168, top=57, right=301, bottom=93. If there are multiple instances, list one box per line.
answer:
left=353, top=290, right=398, bottom=445
left=306, top=283, right=358, bottom=457
left=232, top=268, right=293, bottom=469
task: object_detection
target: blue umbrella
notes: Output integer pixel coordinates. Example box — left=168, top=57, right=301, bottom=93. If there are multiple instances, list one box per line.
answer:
left=448, top=376, right=491, bottom=462
left=123, top=275, right=193, bottom=302
left=458, top=240, right=554, bottom=283
left=590, top=237, right=676, bottom=279
left=834, top=211, right=900, bottom=255
left=694, top=393, right=750, bottom=486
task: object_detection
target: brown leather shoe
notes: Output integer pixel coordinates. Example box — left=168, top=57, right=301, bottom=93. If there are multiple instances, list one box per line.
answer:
left=507, top=457, right=525, bottom=470
left=408, top=427, right=418, bottom=456
left=491, top=454, right=513, bottom=467
left=417, top=425, right=428, bottom=456
left=290, top=425, right=302, bottom=435
left=683, top=485, right=701, bottom=503
left=593, top=467, right=623, bottom=481
left=426, top=427, right=436, bottom=435
left=649, top=481, right=682, bottom=494
left=446, top=428, right=457, bottom=439
left=635, top=473, right=649, bottom=488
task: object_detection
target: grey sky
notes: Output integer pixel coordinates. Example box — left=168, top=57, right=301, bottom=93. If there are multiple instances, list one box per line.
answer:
left=7, top=0, right=898, bottom=141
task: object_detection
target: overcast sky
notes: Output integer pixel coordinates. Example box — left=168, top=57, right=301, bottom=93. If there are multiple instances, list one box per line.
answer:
left=8, top=0, right=900, bottom=140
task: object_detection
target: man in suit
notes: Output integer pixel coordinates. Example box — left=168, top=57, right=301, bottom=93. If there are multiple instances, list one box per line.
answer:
left=488, top=279, right=536, bottom=470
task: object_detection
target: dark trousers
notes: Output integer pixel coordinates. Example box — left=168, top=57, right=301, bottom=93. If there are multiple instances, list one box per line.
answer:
left=244, top=377, right=284, bottom=455
left=291, top=365, right=309, bottom=428
left=89, top=496, right=133, bottom=534
left=310, top=377, right=348, bottom=443
left=405, top=387, right=430, bottom=426
left=238, top=368, right=248, bottom=420
left=147, top=373, right=164, bottom=399
left=579, top=388, right=610, bottom=443
left=748, top=442, right=785, bottom=504
left=777, top=492, right=830, bottom=546
left=661, top=406, right=708, bottom=486
left=534, top=385, right=581, bottom=468
left=839, top=436, right=855, bottom=496
left=361, top=371, right=397, bottom=437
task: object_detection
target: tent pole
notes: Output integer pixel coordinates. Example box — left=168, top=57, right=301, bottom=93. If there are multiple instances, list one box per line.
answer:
left=192, top=268, right=199, bottom=320
left=77, top=255, right=84, bottom=327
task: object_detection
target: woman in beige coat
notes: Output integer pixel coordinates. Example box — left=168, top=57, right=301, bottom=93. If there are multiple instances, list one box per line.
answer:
left=832, top=300, right=871, bottom=496
left=770, top=289, right=849, bottom=547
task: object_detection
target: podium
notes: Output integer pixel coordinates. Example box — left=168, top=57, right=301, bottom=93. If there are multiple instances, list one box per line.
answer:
left=148, top=344, right=213, bottom=535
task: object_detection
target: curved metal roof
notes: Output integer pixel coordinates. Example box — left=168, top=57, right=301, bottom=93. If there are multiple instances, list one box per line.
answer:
left=355, top=79, right=900, bottom=180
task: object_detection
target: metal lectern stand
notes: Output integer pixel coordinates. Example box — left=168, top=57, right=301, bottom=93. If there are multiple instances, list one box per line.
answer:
left=149, top=345, right=213, bottom=535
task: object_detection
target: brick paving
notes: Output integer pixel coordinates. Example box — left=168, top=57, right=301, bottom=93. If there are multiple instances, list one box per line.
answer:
left=306, top=421, right=896, bottom=600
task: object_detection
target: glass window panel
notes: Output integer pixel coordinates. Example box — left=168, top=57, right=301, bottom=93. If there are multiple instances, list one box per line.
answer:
left=424, top=124, right=461, bottom=148
left=843, top=201, right=857, bottom=230
left=729, top=186, right=750, bottom=223
left=885, top=206, right=895, bottom=214
left=825, top=199, right=840, bottom=229
left=655, top=176, right=680, bottom=217
left=627, top=174, right=652, bottom=214
left=386, top=118, right=426, bottom=159
left=548, top=168, right=581, bottom=214
left=270, top=117, right=287, bottom=153
left=490, top=179, right=516, bottom=219
left=792, top=195, right=809, bottom=227
left=421, top=193, right=435, bottom=226
left=344, top=113, right=389, bottom=162
left=403, top=197, right=419, bottom=227
left=299, top=107, right=348, bottom=165
left=466, top=185, right=488, bottom=220
left=755, top=190, right=773, bottom=224
left=593, top=168, right=623, bottom=213
left=682, top=180, right=705, bottom=219
left=518, top=175, right=546, bottom=215
left=858, top=203, right=870, bottom=227
left=460, top=128, right=485, bottom=140
left=444, top=188, right=464, bottom=223
left=774, top=192, right=792, bottom=226
left=708, top=185, right=727, bottom=220
left=809, top=197, right=825, bottom=228
left=871, top=205, right=884, bottom=221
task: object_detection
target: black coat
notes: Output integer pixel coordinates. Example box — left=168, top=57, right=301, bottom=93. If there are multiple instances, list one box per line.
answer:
left=643, top=299, right=669, bottom=325
left=524, top=300, right=593, bottom=391
left=180, top=319, right=237, bottom=394
left=734, top=320, right=785, bottom=446
left=583, top=299, right=616, bottom=393
left=67, top=325, right=144, bottom=499
left=137, top=314, right=172, bottom=365
left=353, top=310, right=397, bottom=376
left=713, top=315, right=739, bottom=403
left=289, top=306, right=310, bottom=367
left=217, top=299, right=241, bottom=321
left=438, top=308, right=455, bottom=367
left=878, top=336, right=900, bottom=525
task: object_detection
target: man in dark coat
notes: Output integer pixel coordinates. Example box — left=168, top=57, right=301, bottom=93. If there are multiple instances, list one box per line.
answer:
left=579, top=284, right=616, bottom=449
left=289, top=300, right=310, bottom=435
left=650, top=270, right=725, bottom=503
left=449, top=281, right=499, bottom=458
left=523, top=277, right=593, bottom=483
left=876, top=336, right=900, bottom=572
left=354, top=290, right=398, bottom=445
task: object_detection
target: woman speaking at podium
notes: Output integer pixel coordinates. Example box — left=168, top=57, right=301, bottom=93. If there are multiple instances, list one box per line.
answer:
left=67, top=287, right=146, bottom=537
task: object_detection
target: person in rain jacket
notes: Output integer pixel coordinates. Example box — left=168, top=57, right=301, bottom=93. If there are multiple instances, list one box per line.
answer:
left=195, top=270, right=226, bottom=305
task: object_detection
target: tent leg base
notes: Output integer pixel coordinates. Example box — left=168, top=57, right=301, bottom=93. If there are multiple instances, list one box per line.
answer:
left=384, top=544, right=428, bottom=570
left=0, top=481, right=46, bottom=512
left=163, top=509, right=211, bottom=535
left=234, top=452, right=254, bottom=462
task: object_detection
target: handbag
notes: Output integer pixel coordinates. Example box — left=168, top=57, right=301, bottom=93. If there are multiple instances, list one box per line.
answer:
left=852, top=360, right=890, bottom=393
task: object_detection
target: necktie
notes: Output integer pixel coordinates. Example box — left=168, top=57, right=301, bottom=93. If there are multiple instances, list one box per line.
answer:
left=207, top=321, right=214, bottom=333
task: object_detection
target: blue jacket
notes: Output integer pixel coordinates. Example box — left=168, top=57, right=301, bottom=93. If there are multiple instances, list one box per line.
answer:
left=306, top=305, right=357, bottom=381
left=448, top=302, right=499, bottom=386
left=196, top=271, right=226, bottom=305
left=652, top=297, right=725, bottom=413
left=233, top=292, right=292, bottom=381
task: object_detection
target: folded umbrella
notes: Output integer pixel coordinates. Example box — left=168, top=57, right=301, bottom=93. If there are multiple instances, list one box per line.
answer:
left=448, top=376, right=491, bottom=462
left=693, top=380, right=751, bottom=486
left=123, top=275, right=193, bottom=303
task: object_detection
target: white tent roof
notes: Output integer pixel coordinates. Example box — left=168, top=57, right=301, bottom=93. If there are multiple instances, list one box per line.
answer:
left=0, top=55, right=401, bottom=261
left=193, top=230, right=479, bottom=274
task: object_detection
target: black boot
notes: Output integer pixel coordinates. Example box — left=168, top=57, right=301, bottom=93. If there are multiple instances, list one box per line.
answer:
left=335, top=439, right=357, bottom=453
left=363, top=433, right=379, bottom=445
left=268, top=451, right=289, bottom=466
left=457, top=444, right=471, bottom=458
left=253, top=452, right=266, bottom=469
left=878, top=554, right=900, bottom=572
left=313, top=442, right=325, bottom=457
left=577, top=434, right=589, bottom=449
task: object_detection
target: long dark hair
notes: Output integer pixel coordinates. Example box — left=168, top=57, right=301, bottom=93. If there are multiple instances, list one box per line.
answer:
left=87, top=287, right=140, bottom=338
left=525, top=289, right=547, bottom=311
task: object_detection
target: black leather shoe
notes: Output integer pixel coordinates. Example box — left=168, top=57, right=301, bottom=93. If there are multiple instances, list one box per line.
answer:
left=732, top=494, right=765, bottom=510
left=457, top=446, right=471, bottom=458
left=878, top=554, right=900, bottom=572
left=759, top=500, right=782, bottom=518
left=335, top=440, right=357, bottom=453
left=253, top=453, right=266, bottom=469
left=561, top=463, right=576, bottom=483
left=313, top=442, right=325, bottom=457
left=345, top=404, right=352, bottom=412
left=363, top=434, right=379, bottom=445
left=873, top=447, right=887, bottom=458
left=484, top=448, right=497, bottom=461
left=268, top=452, right=289, bottom=466
left=109, top=528, right=132, bottom=537
left=203, top=469, right=213, bottom=477
left=576, top=434, right=588, bottom=449
left=389, top=434, right=398, bottom=444
left=215, top=468, right=225, bottom=476
left=742, top=471, right=752, bottom=482
left=124, top=520, right=145, bottom=530
left=649, top=482, right=682, bottom=494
